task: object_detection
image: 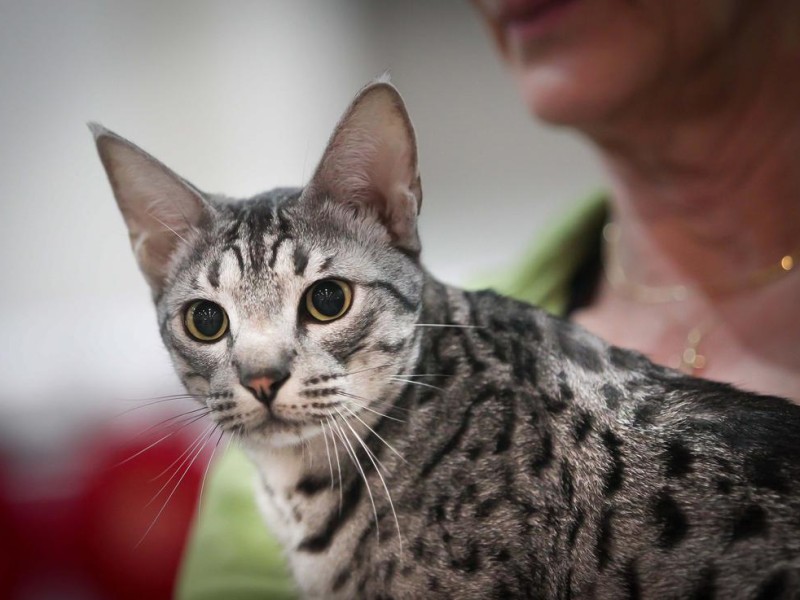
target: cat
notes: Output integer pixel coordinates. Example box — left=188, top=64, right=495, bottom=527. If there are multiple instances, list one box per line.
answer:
left=92, top=79, right=800, bottom=599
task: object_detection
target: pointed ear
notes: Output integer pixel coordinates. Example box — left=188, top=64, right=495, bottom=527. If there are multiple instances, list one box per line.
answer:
left=308, top=80, right=423, bottom=254
left=90, top=124, right=214, bottom=295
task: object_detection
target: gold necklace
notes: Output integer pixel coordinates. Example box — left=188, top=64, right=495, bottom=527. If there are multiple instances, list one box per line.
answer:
left=602, top=222, right=798, bottom=374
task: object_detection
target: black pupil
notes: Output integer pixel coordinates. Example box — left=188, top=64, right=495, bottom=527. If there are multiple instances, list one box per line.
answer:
left=193, top=301, right=224, bottom=337
left=312, top=281, right=345, bottom=317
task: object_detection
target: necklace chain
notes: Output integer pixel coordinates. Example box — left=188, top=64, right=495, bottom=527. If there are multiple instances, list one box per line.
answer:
left=601, top=222, right=798, bottom=374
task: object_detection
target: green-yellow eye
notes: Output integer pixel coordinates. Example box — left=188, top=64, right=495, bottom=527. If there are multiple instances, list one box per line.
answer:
left=184, top=300, right=229, bottom=342
left=305, top=279, right=352, bottom=322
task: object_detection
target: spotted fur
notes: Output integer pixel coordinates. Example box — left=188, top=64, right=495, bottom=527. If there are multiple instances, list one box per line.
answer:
left=94, top=81, right=800, bottom=599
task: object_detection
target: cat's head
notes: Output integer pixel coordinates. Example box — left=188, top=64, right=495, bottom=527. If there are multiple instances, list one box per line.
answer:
left=93, top=81, right=425, bottom=448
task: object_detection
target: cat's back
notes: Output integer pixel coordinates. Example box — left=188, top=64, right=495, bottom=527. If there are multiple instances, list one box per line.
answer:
left=452, top=288, right=800, bottom=598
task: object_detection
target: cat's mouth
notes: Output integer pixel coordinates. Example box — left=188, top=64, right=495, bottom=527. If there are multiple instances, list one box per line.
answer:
left=208, top=392, right=349, bottom=439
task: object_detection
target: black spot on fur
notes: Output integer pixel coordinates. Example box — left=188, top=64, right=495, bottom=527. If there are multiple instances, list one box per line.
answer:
left=543, top=392, right=568, bottom=415
left=451, top=541, right=481, bottom=573
left=495, top=548, right=511, bottom=562
left=664, top=439, right=694, bottom=478
left=731, top=504, right=769, bottom=543
left=689, top=565, right=717, bottom=600
left=716, top=478, right=733, bottom=494
left=573, top=411, right=593, bottom=444
left=411, top=537, right=426, bottom=559
left=601, top=383, right=622, bottom=410
left=597, top=506, right=615, bottom=570
left=530, top=431, right=554, bottom=476
left=567, top=510, right=584, bottom=549
left=609, top=346, right=647, bottom=370
left=476, top=498, right=501, bottom=519
left=494, top=398, right=516, bottom=454
left=557, top=327, right=602, bottom=372
left=602, top=428, right=624, bottom=496
left=561, top=461, right=575, bottom=506
left=753, top=569, right=790, bottom=600
left=622, top=559, right=642, bottom=600
left=633, top=401, right=659, bottom=427
left=747, top=453, right=791, bottom=494
left=652, top=490, right=689, bottom=549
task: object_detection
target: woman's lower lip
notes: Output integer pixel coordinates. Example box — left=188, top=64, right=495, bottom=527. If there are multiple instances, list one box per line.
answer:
left=504, top=0, right=581, bottom=41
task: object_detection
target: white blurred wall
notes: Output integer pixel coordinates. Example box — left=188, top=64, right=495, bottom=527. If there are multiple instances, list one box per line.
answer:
left=0, top=0, right=604, bottom=449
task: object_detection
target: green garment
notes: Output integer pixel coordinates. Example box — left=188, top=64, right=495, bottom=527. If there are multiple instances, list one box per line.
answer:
left=176, top=194, right=608, bottom=600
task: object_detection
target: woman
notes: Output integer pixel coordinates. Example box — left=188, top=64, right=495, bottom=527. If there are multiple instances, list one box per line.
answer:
left=477, top=0, right=800, bottom=402
left=178, top=1, right=800, bottom=596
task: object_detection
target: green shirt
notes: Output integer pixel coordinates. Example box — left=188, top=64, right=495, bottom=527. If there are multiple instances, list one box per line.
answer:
left=176, top=193, right=608, bottom=599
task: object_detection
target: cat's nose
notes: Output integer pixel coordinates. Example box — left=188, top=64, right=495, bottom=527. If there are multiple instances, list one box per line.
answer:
left=241, top=370, right=290, bottom=408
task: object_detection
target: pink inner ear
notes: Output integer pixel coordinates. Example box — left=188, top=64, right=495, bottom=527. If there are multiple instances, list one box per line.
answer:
left=96, top=132, right=211, bottom=292
left=313, top=85, right=421, bottom=251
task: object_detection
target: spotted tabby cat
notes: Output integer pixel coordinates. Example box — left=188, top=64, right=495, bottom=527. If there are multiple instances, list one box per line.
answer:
left=92, top=80, right=800, bottom=599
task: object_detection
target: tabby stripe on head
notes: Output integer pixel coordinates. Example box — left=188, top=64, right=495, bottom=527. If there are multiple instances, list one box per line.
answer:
left=223, top=244, right=245, bottom=275
left=268, top=233, right=293, bottom=270
left=293, top=243, right=309, bottom=276
left=245, top=207, right=271, bottom=272
left=363, top=280, right=418, bottom=313
left=320, top=255, right=335, bottom=272
left=207, top=257, right=221, bottom=288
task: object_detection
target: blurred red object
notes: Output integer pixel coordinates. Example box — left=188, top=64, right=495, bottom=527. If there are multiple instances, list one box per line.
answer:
left=0, top=415, right=214, bottom=600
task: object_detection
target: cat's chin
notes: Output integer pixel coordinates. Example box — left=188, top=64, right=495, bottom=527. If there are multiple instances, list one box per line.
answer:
left=238, top=421, right=323, bottom=451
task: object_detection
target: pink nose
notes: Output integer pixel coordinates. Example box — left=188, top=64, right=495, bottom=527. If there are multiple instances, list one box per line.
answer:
left=241, top=371, right=290, bottom=407
left=246, top=376, right=275, bottom=397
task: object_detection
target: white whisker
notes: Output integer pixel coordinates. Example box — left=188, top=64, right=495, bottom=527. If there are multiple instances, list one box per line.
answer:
left=146, top=423, right=216, bottom=502
left=325, top=417, right=344, bottom=513
left=336, top=392, right=406, bottom=422
left=390, top=377, right=443, bottom=392
left=320, top=420, right=335, bottom=493
left=346, top=361, right=401, bottom=377
left=340, top=405, right=408, bottom=465
left=330, top=414, right=379, bottom=542
left=413, top=323, right=483, bottom=329
left=136, top=423, right=216, bottom=547
left=198, top=428, right=225, bottom=512
left=336, top=406, right=403, bottom=555
left=113, top=410, right=209, bottom=470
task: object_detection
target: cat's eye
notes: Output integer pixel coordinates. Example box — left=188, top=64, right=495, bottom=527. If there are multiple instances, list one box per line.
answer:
left=184, top=300, right=229, bottom=342
left=305, top=279, right=352, bottom=322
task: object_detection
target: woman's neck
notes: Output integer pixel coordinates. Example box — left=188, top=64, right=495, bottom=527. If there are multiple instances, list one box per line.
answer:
left=586, top=42, right=800, bottom=295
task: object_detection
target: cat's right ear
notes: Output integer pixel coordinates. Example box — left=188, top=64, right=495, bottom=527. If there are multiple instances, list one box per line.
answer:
left=90, top=124, right=214, bottom=296
left=306, top=79, right=423, bottom=255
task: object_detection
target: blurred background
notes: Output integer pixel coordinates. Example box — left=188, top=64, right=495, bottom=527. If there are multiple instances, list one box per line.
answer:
left=0, top=0, right=603, bottom=597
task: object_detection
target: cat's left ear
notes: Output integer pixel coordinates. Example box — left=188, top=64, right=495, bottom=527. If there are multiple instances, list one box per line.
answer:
left=307, top=79, right=423, bottom=254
